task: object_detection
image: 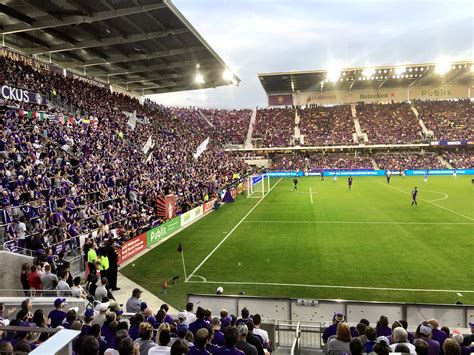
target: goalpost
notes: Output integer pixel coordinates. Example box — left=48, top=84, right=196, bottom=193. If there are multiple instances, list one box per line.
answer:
left=247, top=173, right=271, bottom=198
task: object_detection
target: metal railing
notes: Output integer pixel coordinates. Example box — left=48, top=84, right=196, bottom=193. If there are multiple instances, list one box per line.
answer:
left=290, top=322, right=301, bottom=355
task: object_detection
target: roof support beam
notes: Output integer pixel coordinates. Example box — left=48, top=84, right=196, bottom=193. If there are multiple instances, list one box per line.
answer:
left=90, top=58, right=214, bottom=77
left=1, top=3, right=168, bottom=34
left=24, top=28, right=189, bottom=55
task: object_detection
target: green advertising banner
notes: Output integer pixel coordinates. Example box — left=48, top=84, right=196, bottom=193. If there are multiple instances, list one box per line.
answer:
left=146, top=218, right=182, bottom=247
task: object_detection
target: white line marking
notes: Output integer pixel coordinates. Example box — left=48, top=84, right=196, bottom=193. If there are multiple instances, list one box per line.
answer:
left=185, top=178, right=283, bottom=281
left=243, top=220, right=473, bottom=225
left=423, top=190, right=449, bottom=202
left=310, top=187, right=314, bottom=204
left=190, top=275, right=207, bottom=282
left=377, top=182, right=474, bottom=221
left=259, top=203, right=313, bottom=205
left=185, top=280, right=474, bottom=294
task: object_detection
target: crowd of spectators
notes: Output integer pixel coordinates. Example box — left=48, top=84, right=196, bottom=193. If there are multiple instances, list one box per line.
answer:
left=357, top=102, right=422, bottom=144
left=299, top=105, right=356, bottom=146
left=1, top=299, right=473, bottom=355
left=0, top=300, right=276, bottom=355
left=253, top=108, right=295, bottom=147
left=441, top=151, right=473, bottom=169
left=0, top=56, right=249, bottom=252
left=416, top=100, right=473, bottom=141
left=374, top=153, right=445, bottom=171
left=323, top=313, right=473, bottom=355
left=269, top=153, right=373, bottom=171
left=201, top=109, right=252, bottom=146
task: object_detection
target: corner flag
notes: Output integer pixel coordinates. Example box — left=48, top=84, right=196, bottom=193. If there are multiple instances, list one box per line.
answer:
left=177, top=243, right=182, bottom=253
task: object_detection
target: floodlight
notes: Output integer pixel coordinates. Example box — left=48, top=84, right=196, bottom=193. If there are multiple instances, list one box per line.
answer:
left=435, top=61, right=451, bottom=74
left=195, top=73, right=205, bottom=84
left=362, top=68, right=375, bottom=77
left=223, top=69, right=233, bottom=81
left=471, top=65, right=474, bottom=72
left=395, top=67, right=406, bottom=75
left=231, top=78, right=238, bottom=85
left=326, top=69, right=341, bottom=82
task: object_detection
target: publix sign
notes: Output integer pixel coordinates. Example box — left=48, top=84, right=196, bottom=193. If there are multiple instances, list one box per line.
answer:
left=146, top=218, right=181, bottom=246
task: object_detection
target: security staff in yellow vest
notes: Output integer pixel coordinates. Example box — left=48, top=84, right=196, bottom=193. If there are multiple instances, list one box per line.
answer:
left=87, top=241, right=98, bottom=277
left=99, top=248, right=110, bottom=280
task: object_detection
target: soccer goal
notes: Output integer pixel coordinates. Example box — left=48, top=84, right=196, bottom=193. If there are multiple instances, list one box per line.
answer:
left=247, top=174, right=271, bottom=198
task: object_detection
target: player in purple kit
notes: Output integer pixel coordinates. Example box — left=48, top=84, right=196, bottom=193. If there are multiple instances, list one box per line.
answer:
left=412, top=187, right=418, bottom=206
left=348, top=176, right=353, bottom=190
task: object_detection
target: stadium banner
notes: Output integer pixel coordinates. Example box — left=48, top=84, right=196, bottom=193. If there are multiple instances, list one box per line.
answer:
left=146, top=218, right=181, bottom=247
left=0, top=47, right=52, bottom=71
left=406, top=169, right=474, bottom=175
left=293, top=84, right=469, bottom=105
left=267, top=171, right=304, bottom=177
left=66, top=70, right=107, bottom=89
left=156, top=194, right=176, bottom=219
left=117, top=233, right=147, bottom=263
left=181, top=205, right=203, bottom=226
left=1, top=84, right=48, bottom=105
left=306, top=170, right=385, bottom=176
left=430, top=140, right=472, bottom=146
left=268, top=94, right=293, bottom=106
left=203, top=199, right=217, bottom=214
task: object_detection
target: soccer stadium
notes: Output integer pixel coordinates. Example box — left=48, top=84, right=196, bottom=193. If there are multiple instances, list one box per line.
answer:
left=0, top=0, right=472, bottom=354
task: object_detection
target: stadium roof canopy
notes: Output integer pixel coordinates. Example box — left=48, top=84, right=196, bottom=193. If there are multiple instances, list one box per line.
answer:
left=0, top=0, right=239, bottom=96
left=258, top=61, right=473, bottom=95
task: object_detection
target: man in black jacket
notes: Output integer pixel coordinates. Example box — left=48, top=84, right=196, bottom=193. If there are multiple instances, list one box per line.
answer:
left=104, top=239, right=120, bottom=290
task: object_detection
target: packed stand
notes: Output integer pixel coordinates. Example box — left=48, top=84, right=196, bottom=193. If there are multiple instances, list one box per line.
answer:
left=357, top=102, right=422, bottom=144
left=201, top=109, right=252, bottom=145
left=0, top=56, right=249, bottom=252
left=0, top=299, right=276, bottom=355
left=269, top=153, right=373, bottom=171
left=416, top=99, right=473, bottom=141
left=442, top=151, right=474, bottom=169
left=374, top=152, right=445, bottom=171
left=253, top=108, right=295, bottom=147
left=323, top=312, right=474, bottom=355
left=299, top=105, right=356, bottom=146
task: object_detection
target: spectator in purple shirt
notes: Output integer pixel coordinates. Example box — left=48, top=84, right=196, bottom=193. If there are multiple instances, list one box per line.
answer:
left=417, top=323, right=441, bottom=355
left=376, top=315, right=392, bottom=337
left=160, top=304, right=174, bottom=324
left=236, top=308, right=253, bottom=327
left=189, top=307, right=211, bottom=335
left=48, top=298, right=67, bottom=328
left=429, top=319, right=448, bottom=349
left=211, top=317, right=225, bottom=346
left=189, top=328, right=211, bottom=355
left=216, top=327, right=245, bottom=355
left=322, top=312, right=345, bottom=343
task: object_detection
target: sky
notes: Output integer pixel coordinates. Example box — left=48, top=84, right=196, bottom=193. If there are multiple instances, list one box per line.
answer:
left=149, top=0, right=473, bottom=109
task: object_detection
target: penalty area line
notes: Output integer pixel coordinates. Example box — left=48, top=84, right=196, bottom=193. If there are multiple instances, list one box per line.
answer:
left=185, top=178, right=283, bottom=282
left=310, top=187, right=314, bottom=204
left=242, top=220, right=473, bottom=225
left=185, top=280, right=474, bottom=294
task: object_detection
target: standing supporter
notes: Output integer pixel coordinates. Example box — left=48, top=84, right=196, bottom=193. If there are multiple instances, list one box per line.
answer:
left=323, top=313, right=345, bottom=343
left=188, top=328, right=211, bottom=355
left=252, top=314, right=269, bottom=349
left=88, top=241, right=98, bottom=277
left=216, top=327, right=244, bottom=355
left=189, top=307, right=211, bottom=335
left=105, top=239, right=120, bottom=290
left=364, top=327, right=377, bottom=353
left=429, top=319, right=448, bottom=349
left=170, top=339, right=189, bottom=355
left=41, top=264, right=58, bottom=294
left=184, top=303, right=197, bottom=324
left=48, top=298, right=67, bottom=328
left=148, top=329, right=172, bottom=355
left=94, top=277, right=108, bottom=301
left=28, top=265, right=42, bottom=295
left=417, top=323, right=441, bottom=355
left=20, top=263, right=30, bottom=296
left=211, top=317, right=225, bottom=346
left=236, top=324, right=257, bottom=355
left=376, top=315, right=392, bottom=337
left=133, top=322, right=155, bottom=355
left=57, top=270, right=72, bottom=296
left=443, top=339, right=461, bottom=355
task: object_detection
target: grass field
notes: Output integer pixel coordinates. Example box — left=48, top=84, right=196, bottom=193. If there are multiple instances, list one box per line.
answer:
left=121, top=175, right=474, bottom=309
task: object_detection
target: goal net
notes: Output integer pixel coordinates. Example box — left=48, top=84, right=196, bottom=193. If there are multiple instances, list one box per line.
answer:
left=247, top=174, right=271, bottom=198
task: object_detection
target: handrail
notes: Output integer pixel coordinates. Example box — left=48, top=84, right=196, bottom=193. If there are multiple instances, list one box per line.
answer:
left=290, top=322, right=301, bottom=355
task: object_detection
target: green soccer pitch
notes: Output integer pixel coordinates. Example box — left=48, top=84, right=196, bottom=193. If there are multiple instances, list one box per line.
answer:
left=121, top=175, right=474, bottom=309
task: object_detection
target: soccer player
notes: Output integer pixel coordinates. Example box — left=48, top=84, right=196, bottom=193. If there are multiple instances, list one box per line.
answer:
left=424, top=170, right=428, bottom=184
left=411, top=187, right=418, bottom=206
left=348, top=176, right=353, bottom=190
left=320, top=171, right=324, bottom=181
left=293, top=177, right=298, bottom=190
left=386, top=170, right=391, bottom=184
left=333, top=175, right=337, bottom=183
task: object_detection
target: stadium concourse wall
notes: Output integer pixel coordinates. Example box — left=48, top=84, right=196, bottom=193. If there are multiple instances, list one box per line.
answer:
left=267, top=169, right=474, bottom=177
left=188, top=294, right=474, bottom=330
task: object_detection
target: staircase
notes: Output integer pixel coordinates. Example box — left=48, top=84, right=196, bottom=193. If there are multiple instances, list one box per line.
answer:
left=411, top=104, right=434, bottom=139
left=438, top=155, right=453, bottom=169
left=294, top=110, right=301, bottom=146
left=198, top=110, right=214, bottom=127
left=245, top=109, right=257, bottom=148
left=351, top=104, right=367, bottom=144
left=371, top=158, right=379, bottom=170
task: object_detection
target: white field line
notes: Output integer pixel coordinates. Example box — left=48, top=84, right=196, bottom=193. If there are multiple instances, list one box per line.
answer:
left=185, top=178, right=283, bottom=281
left=242, top=220, right=473, bottom=225
left=377, top=182, right=474, bottom=221
left=185, top=279, right=474, bottom=294
left=310, top=187, right=314, bottom=204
